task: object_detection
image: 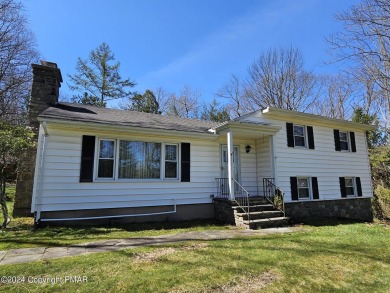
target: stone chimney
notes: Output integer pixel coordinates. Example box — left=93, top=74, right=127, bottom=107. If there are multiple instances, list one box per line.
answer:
left=13, top=61, right=63, bottom=217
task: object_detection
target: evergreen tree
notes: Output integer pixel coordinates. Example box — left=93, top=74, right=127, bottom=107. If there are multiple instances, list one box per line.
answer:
left=68, top=42, right=135, bottom=107
left=130, top=90, right=161, bottom=114
left=351, top=107, right=387, bottom=148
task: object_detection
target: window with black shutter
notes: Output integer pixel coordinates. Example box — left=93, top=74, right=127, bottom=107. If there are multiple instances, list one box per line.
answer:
left=290, top=177, right=298, bottom=201
left=334, top=130, right=356, bottom=152
left=311, top=177, right=319, bottom=199
left=181, top=143, right=190, bottom=182
left=286, top=123, right=314, bottom=149
left=80, top=135, right=96, bottom=182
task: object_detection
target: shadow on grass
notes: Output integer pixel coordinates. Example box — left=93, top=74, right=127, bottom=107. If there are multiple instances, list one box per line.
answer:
left=289, top=217, right=370, bottom=227
left=0, top=219, right=230, bottom=249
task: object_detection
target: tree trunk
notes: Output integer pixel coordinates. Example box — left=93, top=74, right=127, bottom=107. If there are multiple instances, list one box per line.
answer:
left=0, top=178, right=10, bottom=228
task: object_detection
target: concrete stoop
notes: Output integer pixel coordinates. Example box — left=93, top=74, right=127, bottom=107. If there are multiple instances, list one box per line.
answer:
left=232, top=197, right=289, bottom=229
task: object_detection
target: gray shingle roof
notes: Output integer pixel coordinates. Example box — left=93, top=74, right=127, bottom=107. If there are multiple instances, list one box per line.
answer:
left=39, top=102, right=218, bottom=133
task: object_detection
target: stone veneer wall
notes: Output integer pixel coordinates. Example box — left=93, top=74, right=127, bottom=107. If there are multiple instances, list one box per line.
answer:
left=285, top=197, right=373, bottom=222
left=13, top=62, right=62, bottom=217
left=213, top=198, right=236, bottom=225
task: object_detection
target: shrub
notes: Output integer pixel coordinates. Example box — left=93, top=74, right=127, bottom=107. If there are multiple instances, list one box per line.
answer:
left=372, top=185, right=390, bottom=220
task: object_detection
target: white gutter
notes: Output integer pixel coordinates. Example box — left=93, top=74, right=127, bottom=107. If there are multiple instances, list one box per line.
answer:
left=262, top=107, right=377, bottom=131
left=38, top=118, right=219, bottom=140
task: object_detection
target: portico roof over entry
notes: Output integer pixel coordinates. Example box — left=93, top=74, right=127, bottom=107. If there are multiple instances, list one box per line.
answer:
left=211, top=120, right=282, bottom=138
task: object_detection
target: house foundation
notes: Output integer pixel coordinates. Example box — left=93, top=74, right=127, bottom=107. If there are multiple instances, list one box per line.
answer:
left=285, top=197, right=373, bottom=222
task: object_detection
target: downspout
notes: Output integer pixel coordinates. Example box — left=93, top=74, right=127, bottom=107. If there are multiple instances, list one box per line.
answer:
left=271, top=135, right=277, bottom=185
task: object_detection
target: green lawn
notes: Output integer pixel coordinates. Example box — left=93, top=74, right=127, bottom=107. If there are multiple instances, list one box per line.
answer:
left=0, top=222, right=389, bottom=292
left=1, top=184, right=231, bottom=250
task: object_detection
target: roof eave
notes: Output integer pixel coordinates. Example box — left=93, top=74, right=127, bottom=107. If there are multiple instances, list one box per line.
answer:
left=214, top=120, right=281, bottom=135
left=262, top=107, right=377, bottom=131
left=38, top=117, right=219, bottom=140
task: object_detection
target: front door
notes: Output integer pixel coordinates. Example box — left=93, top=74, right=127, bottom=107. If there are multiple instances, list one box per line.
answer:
left=221, top=145, right=241, bottom=183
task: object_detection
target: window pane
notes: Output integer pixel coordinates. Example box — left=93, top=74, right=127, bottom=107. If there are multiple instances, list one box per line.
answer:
left=165, top=162, right=177, bottom=178
left=118, top=141, right=161, bottom=179
left=294, top=136, right=305, bottom=147
left=294, top=126, right=304, bottom=136
left=340, top=141, right=349, bottom=150
left=165, top=145, right=177, bottom=161
left=99, top=140, right=114, bottom=158
left=345, top=178, right=353, bottom=187
left=298, top=188, right=309, bottom=198
left=346, top=187, right=355, bottom=196
left=98, top=159, right=114, bottom=178
left=339, top=132, right=347, bottom=141
left=298, top=178, right=308, bottom=188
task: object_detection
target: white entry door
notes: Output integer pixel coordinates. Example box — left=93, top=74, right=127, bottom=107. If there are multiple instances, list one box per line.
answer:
left=221, top=145, right=241, bottom=182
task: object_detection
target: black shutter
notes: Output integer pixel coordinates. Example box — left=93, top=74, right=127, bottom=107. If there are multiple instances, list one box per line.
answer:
left=311, top=177, right=319, bottom=199
left=80, top=135, right=95, bottom=182
left=307, top=126, right=315, bottom=149
left=286, top=123, right=294, bottom=147
left=181, top=143, right=190, bottom=182
left=334, top=129, right=341, bottom=151
left=350, top=132, right=356, bottom=152
left=356, top=177, right=363, bottom=197
left=339, top=177, right=346, bottom=198
left=290, top=177, right=298, bottom=201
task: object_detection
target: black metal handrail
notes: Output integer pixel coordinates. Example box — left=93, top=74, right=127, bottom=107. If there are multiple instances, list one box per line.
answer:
left=215, top=178, right=250, bottom=221
left=263, top=178, right=285, bottom=215
left=233, top=179, right=250, bottom=222
left=215, top=178, right=230, bottom=199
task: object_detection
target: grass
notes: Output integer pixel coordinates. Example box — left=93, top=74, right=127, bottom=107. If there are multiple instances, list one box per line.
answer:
left=2, top=184, right=390, bottom=291
left=0, top=221, right=389, bottom=292
left=0, top=219, right=233, bottom=250
left=0, top=183, right=228, bottom=250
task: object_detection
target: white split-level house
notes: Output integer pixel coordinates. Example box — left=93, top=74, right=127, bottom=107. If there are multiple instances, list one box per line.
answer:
left=23, top=62, right=376, bottom=226
left=31, top=102, right=376, bottom=224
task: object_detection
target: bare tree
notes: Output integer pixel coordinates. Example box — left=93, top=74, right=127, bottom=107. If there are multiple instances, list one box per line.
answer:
left=327, top=0, right=390, bottom=125
left=314, top=75, right=355, bottom=119
left=216, top=74, right=250, bottom=118
left=244, top=47, right=319, bottom=112
left=153, top=87, right=171, bottom=115
left=166, top=86, right=200, bottom=118
left=0, top=0, right=39, bottom=124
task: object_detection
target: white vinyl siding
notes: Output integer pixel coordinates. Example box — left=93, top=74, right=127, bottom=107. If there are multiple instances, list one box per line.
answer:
left=240, top=113, right=372, bottom=202
left=34, top=127, right=220, bottom=212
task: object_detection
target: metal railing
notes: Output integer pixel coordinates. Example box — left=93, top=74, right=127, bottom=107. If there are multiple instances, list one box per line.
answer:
left=233, top=179, right=250, bottom=222
left=263, top=178, right=285, bottom=216
left=215, top=178, right=250, bottom=221
left=215, top=178, right=230, bottom=199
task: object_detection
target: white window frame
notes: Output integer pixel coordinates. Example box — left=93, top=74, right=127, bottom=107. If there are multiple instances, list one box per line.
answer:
left=96, top=138, right=116, bottom=180
left=297, top=177, right=311, bottom=200
left=164, top=143, right=179, bottom=180
left=293, top=124, right=307, bottom=148
left=344, top=177, right=356, bottom=197
left=339, top=131, right=350, bottom=151
left=94, top=138, right=181, bottom=182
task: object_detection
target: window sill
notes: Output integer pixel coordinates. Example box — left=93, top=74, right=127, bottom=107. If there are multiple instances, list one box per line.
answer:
left=94, top=179, right=180, bottom=183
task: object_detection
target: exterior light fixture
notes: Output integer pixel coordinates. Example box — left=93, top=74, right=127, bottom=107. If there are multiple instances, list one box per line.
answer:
left=245, top=145, right=252, bottom=153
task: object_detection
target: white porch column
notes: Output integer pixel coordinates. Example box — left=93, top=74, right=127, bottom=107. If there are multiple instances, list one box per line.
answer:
left=227, top=131, right=235, bottom=200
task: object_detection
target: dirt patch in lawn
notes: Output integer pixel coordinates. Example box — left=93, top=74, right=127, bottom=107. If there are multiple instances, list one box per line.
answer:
left=133, top=242, right=208, bottom=262
left=213, top=271, right=278, bottom=293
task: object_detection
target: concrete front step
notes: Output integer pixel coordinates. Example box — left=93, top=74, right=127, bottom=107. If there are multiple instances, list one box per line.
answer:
left=236, top=210, right=284, bottom=220
left=232, top=204, right=276, bottom=213
left=243, top=217, right=290, bottom=229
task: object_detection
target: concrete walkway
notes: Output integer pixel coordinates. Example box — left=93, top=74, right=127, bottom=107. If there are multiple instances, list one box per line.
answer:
left=0, top=227, right=305, bottom=265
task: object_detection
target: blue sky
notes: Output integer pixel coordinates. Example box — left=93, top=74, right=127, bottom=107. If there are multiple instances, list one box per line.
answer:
left=22, top=0, right=360, bottom=105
